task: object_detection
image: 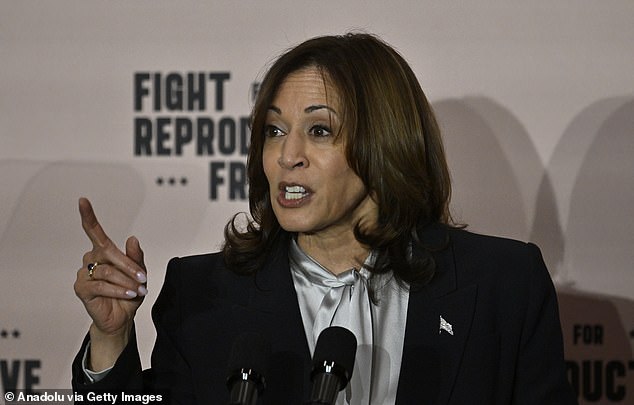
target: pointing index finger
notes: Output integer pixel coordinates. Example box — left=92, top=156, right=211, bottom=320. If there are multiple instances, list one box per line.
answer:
left=79, top=197, right=110, bottom=248
left=78, top=197, right=146, bottom=284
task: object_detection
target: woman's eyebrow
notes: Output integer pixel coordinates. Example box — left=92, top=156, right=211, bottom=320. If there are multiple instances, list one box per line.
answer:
left=267, top=105, right=281, bottom=114
left=305, top=104, right=337, bottom=115
left=267, top=104, right=338, bottom=115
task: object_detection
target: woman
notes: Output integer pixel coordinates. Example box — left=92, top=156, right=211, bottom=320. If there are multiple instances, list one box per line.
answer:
left=73, top=33, right=577, bottom=404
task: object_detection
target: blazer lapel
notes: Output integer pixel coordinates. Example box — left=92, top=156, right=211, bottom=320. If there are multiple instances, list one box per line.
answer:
left=246, top=233, right=313, bottom=403
left=396, top=228, right=478, bottom=405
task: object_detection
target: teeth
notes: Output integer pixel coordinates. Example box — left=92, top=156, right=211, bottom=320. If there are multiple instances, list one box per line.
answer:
left=284, top=185, right=307, bottom=200
left=285, top=185, right=305, bottom=193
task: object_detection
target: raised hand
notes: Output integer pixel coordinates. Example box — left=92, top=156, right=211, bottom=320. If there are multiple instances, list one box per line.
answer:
left=73, top=197, right=148, bottom=371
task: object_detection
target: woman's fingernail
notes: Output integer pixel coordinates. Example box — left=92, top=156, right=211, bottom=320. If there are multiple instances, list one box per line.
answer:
left=136, top=272, right=147, bottom=283
left=138, top=285, right=148, bottom=296
left=126, top=290, right=138, bottom=298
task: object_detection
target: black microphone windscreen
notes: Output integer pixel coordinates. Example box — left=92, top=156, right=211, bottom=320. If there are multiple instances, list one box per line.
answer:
left=312, top=326, right=357, bottom=376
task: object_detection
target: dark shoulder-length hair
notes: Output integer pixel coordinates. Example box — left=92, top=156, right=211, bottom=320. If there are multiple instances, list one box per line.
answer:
left=223, top=32, right=452, bottom=286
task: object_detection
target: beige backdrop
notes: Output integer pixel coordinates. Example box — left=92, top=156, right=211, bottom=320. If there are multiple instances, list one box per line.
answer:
left=1, top=1, right=633, bottom=403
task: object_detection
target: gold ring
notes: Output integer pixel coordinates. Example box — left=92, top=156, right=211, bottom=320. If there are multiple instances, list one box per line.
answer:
left=87, top=262, right=99, bottom=278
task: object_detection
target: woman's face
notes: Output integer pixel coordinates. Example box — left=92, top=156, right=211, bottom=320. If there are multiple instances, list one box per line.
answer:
left=262, top=67, right=376, bottom=239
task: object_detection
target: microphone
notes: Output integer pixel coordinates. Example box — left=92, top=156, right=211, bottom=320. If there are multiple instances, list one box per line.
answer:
left=308, top=326, right=357, bottom=405
left=226, top=332, right=270, bottom=405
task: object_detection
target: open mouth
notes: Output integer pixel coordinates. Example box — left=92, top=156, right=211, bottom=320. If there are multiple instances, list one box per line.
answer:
left=284, top=185, right=308, bottom=200
left=277, top=183, right=312, bottom=207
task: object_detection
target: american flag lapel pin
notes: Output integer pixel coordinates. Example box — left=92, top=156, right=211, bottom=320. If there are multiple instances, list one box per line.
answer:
left=439, top=315, right=454, bottom=335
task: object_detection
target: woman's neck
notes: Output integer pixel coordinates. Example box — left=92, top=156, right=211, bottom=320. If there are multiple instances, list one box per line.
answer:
left=297, top=231, right=370, bottom=275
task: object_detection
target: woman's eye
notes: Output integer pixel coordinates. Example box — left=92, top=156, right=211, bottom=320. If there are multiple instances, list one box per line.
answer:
left=264, top=125, right=284, bottom=137
left=309, top=125, right=332, bottom=137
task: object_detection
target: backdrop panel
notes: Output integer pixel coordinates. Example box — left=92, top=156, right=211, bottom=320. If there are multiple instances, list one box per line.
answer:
left=1, top=1, right=633, bottom=403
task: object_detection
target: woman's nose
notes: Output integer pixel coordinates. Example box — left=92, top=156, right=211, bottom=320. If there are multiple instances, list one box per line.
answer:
left=278, top=133, right=308, bottom=169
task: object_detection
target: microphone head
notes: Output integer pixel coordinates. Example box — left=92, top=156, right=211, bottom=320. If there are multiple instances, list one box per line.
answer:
left=226, top=332, right=271, bottom=393
left=312, top=326, right=357, bottom=385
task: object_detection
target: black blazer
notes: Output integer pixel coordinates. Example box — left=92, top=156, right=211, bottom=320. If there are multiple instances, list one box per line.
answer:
left=72, top=226, right=577, bottom=404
